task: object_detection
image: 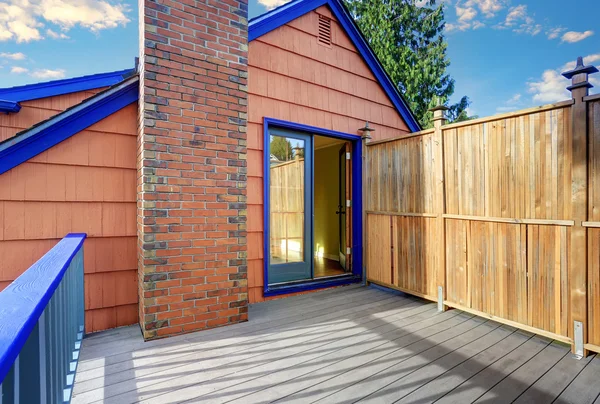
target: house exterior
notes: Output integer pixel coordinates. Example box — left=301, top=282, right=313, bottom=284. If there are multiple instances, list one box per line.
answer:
left=0, top=0, right=419, bottom=338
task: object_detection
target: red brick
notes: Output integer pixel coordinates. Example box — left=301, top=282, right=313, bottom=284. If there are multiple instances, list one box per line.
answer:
left=139, top=0, right=248, bottom=340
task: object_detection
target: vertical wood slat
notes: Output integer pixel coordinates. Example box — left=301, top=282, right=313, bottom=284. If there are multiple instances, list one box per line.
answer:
left=366, top=213, right=392, bottom=285
left=366, top=94, right=600, bottom=351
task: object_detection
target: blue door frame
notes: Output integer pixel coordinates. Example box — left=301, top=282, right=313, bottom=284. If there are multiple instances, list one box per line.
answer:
left=263, top=118, right=363, bottom=297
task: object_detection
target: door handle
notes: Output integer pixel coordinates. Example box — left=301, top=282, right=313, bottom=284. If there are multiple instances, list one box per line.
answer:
left=336, top=205, right=345, bottom=215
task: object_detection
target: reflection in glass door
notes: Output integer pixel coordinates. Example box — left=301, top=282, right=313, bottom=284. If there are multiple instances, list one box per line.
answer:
left=268, top=129, right=312, bottom=284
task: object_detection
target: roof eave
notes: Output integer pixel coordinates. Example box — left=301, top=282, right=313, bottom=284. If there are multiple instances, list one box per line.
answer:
left=0, top=75, right=139, bottom=176
left=0, top=68, right=136, bottom=104
left=0, top=100, right=21, bottom=114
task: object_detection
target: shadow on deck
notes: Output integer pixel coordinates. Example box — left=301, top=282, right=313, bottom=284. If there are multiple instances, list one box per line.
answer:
left=72, top=285, right=600, bottom=403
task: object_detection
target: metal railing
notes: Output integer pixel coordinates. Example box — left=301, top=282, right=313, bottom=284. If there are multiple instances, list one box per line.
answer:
left=0, top=233, right=86, bottom=404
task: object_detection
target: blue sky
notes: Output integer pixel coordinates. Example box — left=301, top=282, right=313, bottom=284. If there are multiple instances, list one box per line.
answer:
left=0, top=0, right=597, bottom=117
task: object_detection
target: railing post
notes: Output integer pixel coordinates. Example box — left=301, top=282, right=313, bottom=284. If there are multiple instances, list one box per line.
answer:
left=429, top=103, right=448, bottom=312
left=563, top=57, right=599, bottom=358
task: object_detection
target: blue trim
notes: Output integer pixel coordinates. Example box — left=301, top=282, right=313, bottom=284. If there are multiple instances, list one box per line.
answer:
left=0, top=68, right=134, bottom=103
left=264, top=275, right=362, bottom=297
left=249, top=0, right=421, bottom=132
left=0, top=99, right=21, bottom=113
left=263, top=117, right=364, bottom=297
left=267, top=128, right=314, bottom=284
left=0, top=78, right=139, bottom=176
left=0, top=233, right=86, bottom=384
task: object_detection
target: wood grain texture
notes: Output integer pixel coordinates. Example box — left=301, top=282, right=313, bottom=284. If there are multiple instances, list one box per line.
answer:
left=366, top=213, right=392, bottom=285
left=0, top=100, right=137, bottom=333
left=366, top=100, right=600, bottom=347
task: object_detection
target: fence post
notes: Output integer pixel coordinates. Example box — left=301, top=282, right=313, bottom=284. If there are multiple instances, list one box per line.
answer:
left=429, top=104, right=448, bottom=311
left=563, top=57, right=598, bottom=357
left=360, top=122, right=374, bottom=285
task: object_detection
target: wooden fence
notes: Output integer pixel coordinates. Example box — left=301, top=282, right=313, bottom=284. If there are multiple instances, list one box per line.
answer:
left=365, top=60, right=600, bottom=356
left=269, top=158, right=305, bottom=262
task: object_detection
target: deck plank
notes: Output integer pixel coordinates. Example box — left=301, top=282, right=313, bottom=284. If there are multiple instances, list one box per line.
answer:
left=388, top=326, right=529, bottom=404
left=73, top=290, right=407, bottom=401
left=192, top=309, right=466, bottom=404
left=472, top=340, right=569, bottom=403
left=514, top=351, right=594, bottom=404
left=554, top=354, right=600, bottom=404
left=70, top=286, right=600, bottom=404
left=428, top=332, right=549, bottom=404
left=100, top=305, right=461, bottom=403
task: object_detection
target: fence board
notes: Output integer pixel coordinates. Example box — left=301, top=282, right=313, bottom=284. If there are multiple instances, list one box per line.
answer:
left=392, top=216, right=437, bottom=299
left=366, top=213, right=391, bottom=285
left=442, top=108, right=572, bottom=219
left=366, top=97, right=600, bottom=350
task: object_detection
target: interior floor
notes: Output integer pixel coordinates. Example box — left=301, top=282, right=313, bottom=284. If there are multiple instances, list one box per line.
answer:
left=314, top=257, right=346, bottom=278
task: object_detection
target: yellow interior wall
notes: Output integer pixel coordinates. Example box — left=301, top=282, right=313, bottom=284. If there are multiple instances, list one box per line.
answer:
left=314, top=144, right=340, bottom=260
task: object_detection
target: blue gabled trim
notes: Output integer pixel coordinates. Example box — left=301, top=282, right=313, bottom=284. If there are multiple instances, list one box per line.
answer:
left=0, top=99, right=21, bottom=113
left=0, top=68, right=135, bottom=103
left=0, top=233, right=86, bottom=384
left=249, top=0, right=328, bottom=41
left=0, top=76, right=139, bottom=176
left=249, top=0, right=421, bottom=132
left=262, top=117, right=364, bottom=297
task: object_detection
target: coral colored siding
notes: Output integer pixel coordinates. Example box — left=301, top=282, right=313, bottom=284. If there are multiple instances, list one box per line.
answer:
left=0, top=100, right=138, bottom=333
left=247, top=6, right=412, bottom=303
left=0, top=89, right=104, bottom=143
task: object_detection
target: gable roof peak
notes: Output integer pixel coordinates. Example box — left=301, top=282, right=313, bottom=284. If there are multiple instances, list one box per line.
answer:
left=249, top=0, right=421, bottom=131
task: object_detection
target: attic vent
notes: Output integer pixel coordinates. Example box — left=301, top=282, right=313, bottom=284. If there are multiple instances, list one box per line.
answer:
left=318, top=15, right=332, bottom=46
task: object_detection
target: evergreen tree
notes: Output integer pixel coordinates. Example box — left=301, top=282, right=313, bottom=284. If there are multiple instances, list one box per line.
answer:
left=344, top=0, right=473, bottom=128
left=270, top=136, right=293, bottom=161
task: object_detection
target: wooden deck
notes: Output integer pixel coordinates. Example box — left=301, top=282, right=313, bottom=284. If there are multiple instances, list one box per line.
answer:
left=72, top=285, right=600, bottom=404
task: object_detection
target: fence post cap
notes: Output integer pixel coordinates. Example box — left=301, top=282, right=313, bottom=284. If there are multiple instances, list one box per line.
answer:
left=562, top=56, right=598, bottom=79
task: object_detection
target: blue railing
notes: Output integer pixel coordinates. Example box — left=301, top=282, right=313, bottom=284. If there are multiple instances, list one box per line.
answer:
left=0, top=233, right=86, bottom=404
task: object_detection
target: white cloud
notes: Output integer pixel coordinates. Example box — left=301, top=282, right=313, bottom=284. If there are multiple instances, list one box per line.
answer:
left=464, top=0, right=505, bottom=18
left=504, top=4, right=526, bottom=26
left=527, top=54, right=600, bottom=104
left=46, top=28, right=69, bottom=39
left=257, top=0, right=290, bottom=10
left=547, top=27, right=565, bottom=40
left=507, top=93, right=521, bottom=104
left=0, top=52, right=26, bottom=60
left=493, top=4, right=541, bottom=36
left=495, top=93, right=522, bottom=113
left=561, top=30, right=594, bottom=43
left=11, top=66, right=29, bottom=74
left=0, top=0, right=130, bottom=43
left=31, top=68, right=66, bottom=79
left=472, top=20, right=485, bottom=29
left=456, top=5, right=477, bottom=22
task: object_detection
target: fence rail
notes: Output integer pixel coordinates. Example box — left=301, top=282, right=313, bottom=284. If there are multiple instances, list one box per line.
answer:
left=365, top=58, right=600, bottom=357
left=0, top=233, right=86, bottom=403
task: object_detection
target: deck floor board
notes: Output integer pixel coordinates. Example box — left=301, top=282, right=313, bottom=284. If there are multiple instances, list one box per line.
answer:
left=72, top=285, right=599, bottom=404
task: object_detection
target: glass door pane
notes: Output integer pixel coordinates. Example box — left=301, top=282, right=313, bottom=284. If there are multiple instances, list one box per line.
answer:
left=268, top=130, right=312, bottom=284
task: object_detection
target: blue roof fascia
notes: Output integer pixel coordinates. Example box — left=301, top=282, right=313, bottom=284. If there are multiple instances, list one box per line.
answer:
left=0, top=77, right=139, bottom=176
left=249, top=0, right=328, bottom=41
left=248, top=0, right=421, bottom=132
left=0, top=99, right=21, bottom=113
left=0, top=68, right=135, bottom=103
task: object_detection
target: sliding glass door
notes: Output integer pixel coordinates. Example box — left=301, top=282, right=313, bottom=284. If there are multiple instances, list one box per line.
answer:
left=268, top=128, right=312, bottom=284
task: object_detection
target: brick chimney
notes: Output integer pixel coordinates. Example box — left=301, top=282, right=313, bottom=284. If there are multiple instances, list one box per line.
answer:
left=137, top=0, right=249, bottom=339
